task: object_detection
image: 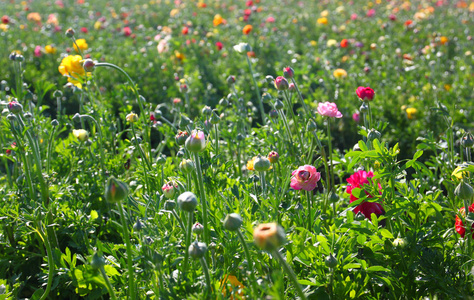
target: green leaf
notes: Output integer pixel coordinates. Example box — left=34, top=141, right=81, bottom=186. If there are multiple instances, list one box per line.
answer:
left=366, top=266, right=390, bottom=272
left=379, top=229, right=394, bottom=239
left=343, top=263, right=361, bottom=270
left=298, top=279, right=319, bottom=286
left=413, top=150, right=423, bottom=160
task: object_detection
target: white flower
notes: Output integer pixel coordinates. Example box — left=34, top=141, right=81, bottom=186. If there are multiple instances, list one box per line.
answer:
left=233, top=42, right=251, bottom=53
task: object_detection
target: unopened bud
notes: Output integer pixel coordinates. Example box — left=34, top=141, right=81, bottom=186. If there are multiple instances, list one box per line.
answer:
left=226, top=75, right=236, bottom=84
left=179, top=115, right=191, bottom=128
left=179, top=159, right=194, bottom=174
left=324, top=254, right=338, bottom=268
left=188, top=241, right=207, bottom=259
left=202, top=105, right=212, bottom=115
left=104, top=176, right=129, bottom=203
left=274, top=76, right=289, bottom=90
left=274, top=99, right=284, bottom=110
left=253, top=223, right=286, bottom=251
left=83, top=59, right=95, bottom=72
left=253, top=155, right=271, bottom=172
left=455, top=180, right=474, bottom=201
left=175, top=131, right=189, bottom=146
left=185, top=130, right=206, bottom=153
left=65, top=28, right=75, bottom=38
left=283, top=66, right=295, bottom=79
left=51, top=119, right=59, bottom=126
left=164, top=200, right=176, bottom=210
left=192, top=223, right=204, bottom=235
left=177, top=191, right=198, bottom=212
left=91, top=252, right=105, bottom=270
left=8, top=101, right=23, bottom=114
left=223, top=213, right=243, bottom=231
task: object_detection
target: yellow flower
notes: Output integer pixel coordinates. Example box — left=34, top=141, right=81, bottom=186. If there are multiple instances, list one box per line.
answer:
left=246, top=157, right=257, bottom=171
left=73, top=129, right=89, bottom=142
left=73, top=39, right=88, bottom=52
left=333, top=68, right=347, bottom=79
left=320, top=10, right=329, bottom=17
left=175, top=51, right=185, bottom=61
left=444, top=84, right=451, bottom=92
left=452, top=166, right=468, bottom=180
left=213, top=14, right=223, bottom=26
left=94, top=21, right=102, bottom=30
left=406, top=107, right=417, bottom=119
left=310, top=40, right=317, bottom=46
left=220, top=275, right=245, bottom=299
left=58, top=55, right=85, bottom=88
left=45, top=45, right=57, bottom=54
left=326, top=39, right=337, bottom=47
left=317, top=17, right=328, bottom=25
left=0, top=24, right=8, bottom=32
left=170, top=8, right=179, bottom=17
left=126, top=112, right=139, bottom=123
left=439, top=36, right=448, bottom=45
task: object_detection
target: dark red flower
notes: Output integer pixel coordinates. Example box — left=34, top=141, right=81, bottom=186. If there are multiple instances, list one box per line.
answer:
left=346, top=170, right=385, bottom=220
left=356, top=86, right=375, bottom=101
left=1, top=15, right=10, bottom=24
left=215, top=41, right=223, bottom=51
left=455, top=204, right=474, bottom=238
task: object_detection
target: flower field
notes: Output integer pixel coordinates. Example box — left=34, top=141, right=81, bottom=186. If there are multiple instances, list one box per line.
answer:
left=1, top=0, right=474, bottom=299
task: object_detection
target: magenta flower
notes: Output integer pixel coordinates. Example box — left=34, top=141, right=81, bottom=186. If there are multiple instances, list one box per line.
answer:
left=356, top=86, right=375, bottom=101
left=346, top=170, right=385, bottom=220
left=317, top=102, right=343, bottom=118
left=290, top=165, right=321, bottom=191
left=352, top=112, right=360, bottom=123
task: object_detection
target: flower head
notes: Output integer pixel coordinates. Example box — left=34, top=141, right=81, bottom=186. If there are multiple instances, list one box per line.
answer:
left=45, top=45, right=57, bottom=54
left=126, top=112, right=139, bottom=123
left=290, top=165, right=321, bottom=191
left=220, top=275, right=245, bottom=299
left=405, top=107, right=417, bottom=120
left=274, top=76, right=289, bottom=90
left=185, top=130, right=206, bottom=153
left=73, top=129, right=89, bottom=142
left=317, top=102, right=343, bottom=118
left=356, top=86, right=375, bottom=101
left=58, top=55, right=85, bottom=88
left=242, top=24, right=252, bottom=35
left=455, top=204, right=474, bottom=238
left=346, top=170, right=385, bottom=220
left=73, top=39, right=88, bottom=52
left=162, top=181, right=178, bottom=199
left=333, top=68, right=347, bottom=79
left=233, top=42, right=251, bottom=53
left=246, top=156, right=257, bottom=171
left=253, top=223, right=286, bottom=251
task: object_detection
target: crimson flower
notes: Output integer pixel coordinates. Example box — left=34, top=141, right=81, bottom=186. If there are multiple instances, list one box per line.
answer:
left=455, top=204, right=474, bottom=238
left=346, top=170, right=385, bottom=220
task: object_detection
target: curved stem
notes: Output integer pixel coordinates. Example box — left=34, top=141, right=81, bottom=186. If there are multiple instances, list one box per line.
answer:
left=99, top=265, right=118, bottom=300
left=182, top=211, right=193, bottom=276
left=246, top=55, right=265, bottom=124
left=118, top=201, right=136, bottom=300
left=272, top=249, right=307, bottom=300
left=38, top=222, right=54, bottom=300
left=200, top=257, right=212, bottom=297
left=283, top=90, right=304, bottom=148
left=81, top=114, right=105, bottom=172
left=236, top=230, right=259, bottom=297
left=306, top=191, right=313, bottom=231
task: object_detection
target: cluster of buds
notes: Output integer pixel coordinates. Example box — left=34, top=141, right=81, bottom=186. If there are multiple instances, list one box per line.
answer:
left=9, top=52, right=24, bottom=62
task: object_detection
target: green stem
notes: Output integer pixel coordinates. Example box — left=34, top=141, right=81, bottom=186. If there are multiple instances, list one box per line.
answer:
left=278, top=109, right=294, bottom=144
left=290, top=78, right=310, bottom=118
left=99, top=265, right=118, bottom=300
left=236, top=230, right=259, bottom=297
left=200, top=257, right=212, bottom=297
left=246, top=55, right=265, bottom=124
left=182, top=211, right=193, bottom=276
left=283, top=90, right=304, bottom=148
left=193, top=152, right=209, bottom=244
left=131, top=123, right=151, bottom=195
left=46, top=124, right=57, bottom=175
left=171, top=209, right=186, bottom=230
left=306, top=191, right=313, bottom=231
left=118, top=201, right=136, bottom=300
left=214, top=124, right=219, bottom=159
left=38, top=222, right=54, bottom=300
left=272, top=249, right=307, bottom=300
left=81, top=114, right=105, bottom=173
left=327, top=119, right=334, bottom=191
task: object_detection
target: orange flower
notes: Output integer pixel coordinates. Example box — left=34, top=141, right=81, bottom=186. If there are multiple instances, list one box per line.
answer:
left=247, top=51, right=256, bottom=58
left=440, top=36, right=448, bottom=45
left=340, top=39, right=348, bottom=48
left=242, top=24, right=252, bottom=35
left=27, top=12, right=41, bottom=23
left=317, top=17, right=328, bottom=25
left=246, top=157, right=257, bottom=171
left=220, top=275, right=245, bottom=299
left=213, top=14, right=223, bottom=26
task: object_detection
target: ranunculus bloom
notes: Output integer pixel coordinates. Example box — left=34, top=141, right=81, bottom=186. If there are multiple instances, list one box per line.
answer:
left=290, top=165, right=321, bottom=191
left=213, top=14, right=224, bottom=26
left=73, top=39, right=88, bottom=52
left=366, top=9, right=375, bottom=17
left=215, top=41, right=223, bottom=51
left=123, top=26, right=131, bottom=36
left=34, top=45, right=42, bottom=57
left=317, top=102, right=343, bottom=118
left=333, top=68, right=347, bottom=79
left=58, top=55, right=85, bottom=88
left=356, top=86, right=375, bottom=101
left=346, top=170, right=385, bottom=219
left=242, top=24, right=252, bottom=35
left=1, top=15, right=10, bottom=24
left=352, top=112, right=360, bottom=123
left=455, top=204, right=474, bottom=238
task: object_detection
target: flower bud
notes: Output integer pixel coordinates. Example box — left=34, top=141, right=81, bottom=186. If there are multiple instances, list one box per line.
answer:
left=73, top=129, right=89, bottom=142
left=91, top=252, right=105, bottom=270
left=223, top=213, right=243, bottom=231
left=324, top=254, right=338, bottom=268
left=283, top=66, right=294, bottom=79
left=274, top=76, right=289, bottom=90
left=126, top=112, right=139, bottom=123
left=15, top=55, right=24, bottom=62
left=162, top=182, right=178, bottom=199
left=329, top=190, right=339, bottom=203
left=156, top=154, right=166, bottom=165
left=268, top=151, right=279, bottom=164
left=179, top=83, right=188, bottom=93
left=210, top=111, right=220, bottom=125
left=462, top=133, right=474, bottom=148
left=83, top=59, right=95, bottom=72
left=226, top=75, right=236, bottom=85
left=359, top=102, right=369, bottom=113
left=219, top=98, right=229, bottom=106
left=133, top=217, right=145, bottom=232
left=9, top=52, right=17, bottom=61
left=177, top=191, right=198, bottom=212
left=175, top=131, right=189, bottom=146
left=367, top=129, right=381, bottom=141
left=236, top=133, right=245, bottom=141
left=455, top=180, right=474, bottom=201
left=188, top=241, right=207, bottom=259
left=253, top=155, right=271, bottom=172
left=253, top=223, right=286, bottom=251
left=274, top=99, right=284, bottom=110
left=7, top=114, right=15, bottom=121
left=269, top=109, right=278, bottom=119
left=164, top=200, right=176, bottom=210
left=53, top=90, right=63, bottom=98
left=179, top=159, right=194, bottom=174
left=104, top=176, right=129, bottom=203
left=179, top=115, right=191, bottom=128
left=154, top=110, right=162, bottom=119
left=265, top=75, right=275, bottom=84
left=65, top=28, right=75, bottom=38
left=202, top=105, right=212, bottom=115
left=192, top=222, right=204, bottom=235
left=51, top=119, right=59, bottom=126
left=185, top=130, right=206, bottom=153
left=288, top=83, right=295, bottom=91
left=8, top=101, right=23, bottom=114
left=23, top=112, right=33, bottom=119
left=261, top=93, right=272, bottom=103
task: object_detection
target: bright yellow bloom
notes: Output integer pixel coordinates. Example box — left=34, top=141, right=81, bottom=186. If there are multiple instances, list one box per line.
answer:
left=406, top=107, right=417, bottom=119
left=333, top=68, right=347, bottom=79
left=452, top=166, right=468, bottom=180
left=0, top=24, right=8, bottom=32
left=317, top=17, right=328, bottom=25
left=45, top=45, right=57, bottom=54
left=175, top=51, right=185, bottom=61
left=220, top=275, right=245, bottom=299
left=58, top=55, right=85, bottom=88
left=326, top=39, right=337, bottom=47
left=73, top=39, right=88, bottom=52
left=170, top=8, right=179, bottom=17
left=310, top=40, right=317, bottom=46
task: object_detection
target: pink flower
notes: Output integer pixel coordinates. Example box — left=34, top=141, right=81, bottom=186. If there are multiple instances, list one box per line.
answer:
left=356, top=86, right=375, bottom=101
left=346, top=170, right=385, bottom=219
left=123, top=26, right=132, bottom=36
left=215, top=41, right=223, bottom=51
left=34, top=45, right=42, bottom=57
left=351, top=13, right=358, bottom=20
left=352, top=112, right=360, bottom=123
left=266, top=16, right=275, bottom=23
left=366, top=9, right=375, bottom=17
left=290, top=165, right=321, bottom=191
left=317, top=102, right=343, bottom=118
left=81, top=27, right=88, bottom=33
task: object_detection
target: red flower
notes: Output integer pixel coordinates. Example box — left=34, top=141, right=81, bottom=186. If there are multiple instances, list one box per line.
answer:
left=455, top=204, right=474, bottom=238
left=182, top=27, right=189, bottom=35
left=356, top=86, right=375, bottom=101
left=340, top=39, right=349, bottom=48
left=246, top=0, right=253, bottom=6
left=123, top=26, right=132, bottom=36
left=81, top=27, right=88, bottom=33
left=1, top=15, right=10, bottom=24
left=346, top=170, right=385, bottom=219
left=215, top=41, right=223, bottom=51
